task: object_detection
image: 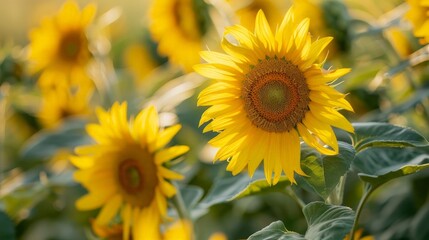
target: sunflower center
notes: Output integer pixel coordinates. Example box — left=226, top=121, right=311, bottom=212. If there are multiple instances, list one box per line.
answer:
left=117, top=155, right=157, bottom=207
left=119, top=159, right=144, bottom=194
left=242, top=58, right=310, bottom=132
left=59, top=30, right=86, bottom=62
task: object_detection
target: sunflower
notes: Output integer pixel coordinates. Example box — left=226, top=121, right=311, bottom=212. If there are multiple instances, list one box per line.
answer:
left=163, top=220, right=193, bottom=240
left=294, top=0, right=351, bottom=55
left=405, top=0, right=429, bottom=43
left=71, top=103, right=189, bottom=240
left=228, top=0, right=287, bottom=30
left=38, top=82, right=93, bottom=128
left=149, top=0, right=210, bottom=72
left=195, top=7, right=354, bottom=185
left=343, top=229, right=374, bottom=240
left=28, top=1, right=95, bottom=87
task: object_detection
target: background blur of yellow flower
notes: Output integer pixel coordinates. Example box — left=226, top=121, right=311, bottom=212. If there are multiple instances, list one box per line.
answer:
left=405, top=0, right=429, bottom=43
left=227, top=0, right=289, bottom=29
left=149, top=0, right=211, bottom=72
left=163, top=220, right=193, bottom=240
left=344, top=229, right=374, bottom=240
left=28, top=1, right=95, bottom=75
left=37, top=82, right=93, bottom=128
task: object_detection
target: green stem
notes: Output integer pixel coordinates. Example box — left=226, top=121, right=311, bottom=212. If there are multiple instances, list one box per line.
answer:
left=349, top=184, right=374, bottom=240
left=172, top=181, right=195, bottom=239
left=285, top=186, right=305, bottom=209
left=172, top=182, right=190, bottom=220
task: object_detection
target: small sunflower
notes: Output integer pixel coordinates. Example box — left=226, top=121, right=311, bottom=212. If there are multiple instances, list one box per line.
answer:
left=344, top=229, right=374, bottom=240
left=38, top=83, right=93, bottom=128
left=163, top=220, right=193, bottom=240
left=405, top=0, right=429, bottom=43
left=228, top=0, right=286, bottom=30
left=71, top=103, right=189, bottom=240
left=294, top=0, right=351, bottom=55
left=195, top=7, right=354, bottom=184
left=28, top=1, right=95, bottom=86
left=149, top=0, right=210, bottom=72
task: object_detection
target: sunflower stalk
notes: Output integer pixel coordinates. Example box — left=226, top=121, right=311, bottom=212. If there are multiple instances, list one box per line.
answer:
left=285, top=186, right=305, bottom=209
left=171, top=181, right=195, bottom=239
left=349, top=183, right=374, bottom=240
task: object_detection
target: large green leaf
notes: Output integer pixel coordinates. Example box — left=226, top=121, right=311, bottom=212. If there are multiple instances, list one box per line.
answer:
left=199, top=170, right=290, bottom=208
left=296, top=142, right=355, bottom=200
left=352, top=122, right=429, bottom=152
left=353, top=147, right=429, bottom=188
left=248, top=202, right=355, bottom=240
left=20, top=119, right=91, bottom=160
left=303, top=202, right=355, bottom=240
left=248, top=221, right=305, bottom=240
left=0, top=211, right=15, bottom=240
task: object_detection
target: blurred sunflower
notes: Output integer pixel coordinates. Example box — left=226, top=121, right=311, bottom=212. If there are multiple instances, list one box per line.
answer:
left=344, top=229, right=374, bottom=240
left=195, top=7, right=354, bottom=184
left=38, top=83, right=93, bottom=128
left=294, top=0, right=351, bottom=56
left=405, top=0, right=429, bottom=43
left=149, top=0, right=210, bottom=72
left=71, top=103, right=189, bottom=240
left=28, top=1, right=95, bottom=87
left=227, top=0, right=287, bottom=30
left=91, top=219, right=193, bottom=240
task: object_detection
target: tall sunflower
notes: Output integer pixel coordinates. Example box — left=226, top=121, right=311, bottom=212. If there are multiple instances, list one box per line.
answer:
left=71, top=103, right=189, bottom=240
left=405, top=0, right=429, bottom=43
left=28, top=1, right=95, bottom=87
left=195, top=7, right=354, bottom=185
left=149, top=0, right=210, bottom=72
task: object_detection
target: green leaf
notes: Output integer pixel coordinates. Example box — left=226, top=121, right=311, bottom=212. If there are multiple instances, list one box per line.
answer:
left=248, top=202, right=355, bottom=240
left=296, top=142, right=355, bottom=200
left=303, top=202, right=355, bottom=240
left=0, top=211, right=15, bottom=240
left=20, top=119, right=91, bottom=160
left=248, top=221, right=305, bottom=240
left=352, top=122, right=429, bottom=152
left=199, top=170, right=290, bottom=208
left=353, top=147, right=429, bottom=188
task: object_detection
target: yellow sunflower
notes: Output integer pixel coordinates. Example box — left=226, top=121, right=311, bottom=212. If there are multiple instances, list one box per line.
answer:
left=28, top=1, right=95, bottom=86
left=228, top=0, right=287, bottom=30
left=294, top=0, right=350, bottom=56
left=163, top=220, right=193, bottom=240
left=405, top=0, right=429, bottom=43
left=38, top=83, right=93, bottom=128
left=71, top=102, right=189, bottom=240
left=344, top=229, right=374, bottom=240
left=149, top=0, right=209, bottom=72
left=195, top=7, right=354, bottom=185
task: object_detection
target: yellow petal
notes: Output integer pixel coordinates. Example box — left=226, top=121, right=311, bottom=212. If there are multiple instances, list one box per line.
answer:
left=154, top=124, right=181, bottom=151
left=155, top=145, right=189, bottom=164
left=95, top=194, right=122, bottom=226
left=159, top=166, right=184, bottom=180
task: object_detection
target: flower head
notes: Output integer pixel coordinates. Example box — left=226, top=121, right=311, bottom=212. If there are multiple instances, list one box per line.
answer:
left=149, top=0, right=210, bottom=72
left=195, top=7, right=354, bottom=184
left=38, top=82, right=93, bottom=128
left=28, top=1, right=95, bottom=87
left=405, top=0, right=429, bottom=43
left=72, top=102, right=189, bottom=240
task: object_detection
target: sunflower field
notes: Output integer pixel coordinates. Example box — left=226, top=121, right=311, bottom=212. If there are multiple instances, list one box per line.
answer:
left=1, top=0, right=429, bottom=239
